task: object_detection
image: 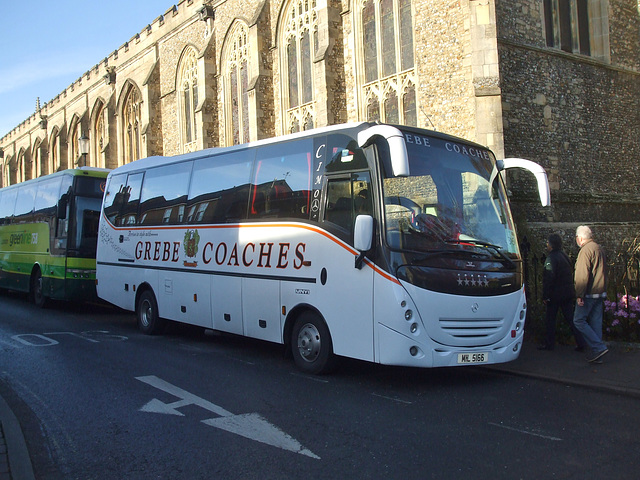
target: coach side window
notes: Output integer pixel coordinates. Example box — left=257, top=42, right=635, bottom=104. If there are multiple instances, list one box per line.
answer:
left=13, top=183, right=37, bottom=223
left=34, top=178, right=63, bottom=220
left=103, top=173, right=143, bottom=226
left=0, top=189, right=17, bottom=225
left=103, top=174, right=127, bottom=225
left=139, top=162, right=192, bottom=225
left=187, top=151, right=254, bottom=224
left=324, top=172, right=373, bottom=237
left=250, top=140, right=313, bottom=220
left=120, top=174, right=143, bottom=226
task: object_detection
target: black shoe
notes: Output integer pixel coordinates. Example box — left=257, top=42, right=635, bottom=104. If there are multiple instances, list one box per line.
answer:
left=587, top=348, right=609, bottom=363
left=537, top=345, right=554, bottom=351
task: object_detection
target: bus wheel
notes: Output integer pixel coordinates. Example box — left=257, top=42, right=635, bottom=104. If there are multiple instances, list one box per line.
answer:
left=291, top=312, right=335, bottom=374
left=30, top=269, right=47, bottom=308
left=137, top=290, right=165, bottom=335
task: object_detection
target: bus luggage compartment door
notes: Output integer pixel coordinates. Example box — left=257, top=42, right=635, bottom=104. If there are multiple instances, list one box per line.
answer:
left=242, top=277, right=281, bottom=343
left=211, top=275, right=243, bottom=335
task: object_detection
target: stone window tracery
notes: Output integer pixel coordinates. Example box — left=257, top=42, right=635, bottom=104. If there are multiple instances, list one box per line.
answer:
left=17, top=150, right=25, bottom=183
left=70, top=121, right=80, bottom=168
left=32, top=139, right=42, bottom=178
left=357, top=0, right=417, bottom=126
left=282, top=0, right=317, bottom=133
left=94, top=102, right=106, bottom=168
left=50, top=129, right=60, bottom=173
left=122, top=84, right=142, bottom=164
left=223, top=22, right=251, bottom=146
left=179, top=47, right=199, bottom=153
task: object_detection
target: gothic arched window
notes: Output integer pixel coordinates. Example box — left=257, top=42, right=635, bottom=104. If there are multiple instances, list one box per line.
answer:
left=178, top=47, right=199, bottom=153
left=50, top=128, right=60, bottom=173
left=281, top=0, right=317, bottom=133
left=70, top=120, right=80, bottom=168
left=358, top=0, right=417, bottom=126
left=122, top=84, right=142, bottom=164
left=17, top=149, right=25, bottom=183
left=94, top=101, right=106, bottom=168
left=223, top=22, right=250, bottom=146
left=33, top=139, right=43, bottom=178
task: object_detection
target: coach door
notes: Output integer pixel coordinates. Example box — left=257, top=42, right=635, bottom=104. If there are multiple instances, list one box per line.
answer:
left=322, top=171, right=376, bottom=362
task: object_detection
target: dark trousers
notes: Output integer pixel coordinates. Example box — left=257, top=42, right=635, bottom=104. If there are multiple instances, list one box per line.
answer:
left=544, top=299, right=587, bottom=349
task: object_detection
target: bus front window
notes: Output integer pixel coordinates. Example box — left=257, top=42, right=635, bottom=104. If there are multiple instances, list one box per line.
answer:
left=69, top=196, right=102, bottom=257
left=383, top=134, right=519, bottom=256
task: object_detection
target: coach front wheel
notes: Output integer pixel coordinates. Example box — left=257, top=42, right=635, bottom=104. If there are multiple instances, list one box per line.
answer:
left=30, top=269, right=47, bottom=308
left=291, top=312, right=335, bottom=374
left=136, top=289, right=165, bottom=335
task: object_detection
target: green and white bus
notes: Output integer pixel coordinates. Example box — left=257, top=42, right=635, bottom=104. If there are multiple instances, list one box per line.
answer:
left=0, top=167, right=109, bottom=306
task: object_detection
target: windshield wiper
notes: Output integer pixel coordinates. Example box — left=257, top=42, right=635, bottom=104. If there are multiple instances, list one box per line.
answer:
left=445, top=238, right=516, bottom=270
left=397, top=247, right=492, bottom=267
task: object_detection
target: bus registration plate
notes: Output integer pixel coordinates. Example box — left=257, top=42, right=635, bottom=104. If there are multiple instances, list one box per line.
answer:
left=457, top=352, right=488, bottom=364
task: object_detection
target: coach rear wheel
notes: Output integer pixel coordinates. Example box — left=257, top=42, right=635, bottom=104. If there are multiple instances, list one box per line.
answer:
left=136, top=289, right=165, bottom=335
left=291, top=312, right=335, bottom=374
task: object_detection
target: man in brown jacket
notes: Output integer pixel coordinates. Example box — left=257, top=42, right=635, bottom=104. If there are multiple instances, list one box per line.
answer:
left=573, top=225, right=608, bottom=362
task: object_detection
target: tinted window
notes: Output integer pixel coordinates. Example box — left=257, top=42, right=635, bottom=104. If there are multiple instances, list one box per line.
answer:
left=139, top=162, right=192, bottom=225
left=14, top=183, right=37, bottom=219
left=75, top=175, right=108, bottom=197
left=250, top=140, right=313, bottom=220
left=56, top=175, right=74, bottom=239
left=324, top=172, right=372, bottom=235
left=325, top=134, right=368, bottom=173
left=325, top=178, right=352, bottom=232
left=103, top=174, right=127, bottom=224
left=120, top=174, right=143, bottom=226
left=0, top=189, right=17, bottom=223
left=187, top=150, right=254, bottom=224
left=34, top=177, right=63, bottom=215
left=103, top=173, right=143, bottom=226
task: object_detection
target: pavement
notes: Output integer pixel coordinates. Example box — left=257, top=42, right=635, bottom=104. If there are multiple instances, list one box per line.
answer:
left=0, top=392, right=34, bottom=480
left=484, top=339, right=640, bottom=398
left=0, top=340, right=638, bottom=479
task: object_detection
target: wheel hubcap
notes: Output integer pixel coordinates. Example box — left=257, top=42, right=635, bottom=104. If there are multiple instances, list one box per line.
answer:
left=297, top=323, right=321, bottom=363
left=141, top=300, right=152, bottom=327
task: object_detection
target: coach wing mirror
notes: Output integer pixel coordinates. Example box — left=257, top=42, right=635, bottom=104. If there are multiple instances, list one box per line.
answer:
left=57, top=194, right=68, bottom=219
left=354, top=214, right=374, bottom=269
left=357, top=125, right=409, bottom=177
left=493, top=158, right=551, bottom=207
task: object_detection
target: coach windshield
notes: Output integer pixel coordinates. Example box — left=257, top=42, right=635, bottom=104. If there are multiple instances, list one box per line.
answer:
left=383, top=133, right=519, bottom=258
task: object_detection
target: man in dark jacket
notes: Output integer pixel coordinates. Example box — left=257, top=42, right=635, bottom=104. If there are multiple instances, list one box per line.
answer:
left=539, top=233, right=586, bottom=351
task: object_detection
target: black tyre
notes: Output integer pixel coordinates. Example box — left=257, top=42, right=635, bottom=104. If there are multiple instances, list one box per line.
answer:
left=291, top=312, right=335, bottom=374
left=30, top=269, right=47, bottom=308
left=136, top=289, right=165, bottom=335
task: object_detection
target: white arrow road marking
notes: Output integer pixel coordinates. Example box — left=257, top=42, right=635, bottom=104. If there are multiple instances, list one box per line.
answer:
left=137, top=375, right=232, bottom=417
left=140, top=398, right=188, bottom=416
left=203, top=414, right=320, bottom=459
left=135, top=375, right=319, bottom=459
